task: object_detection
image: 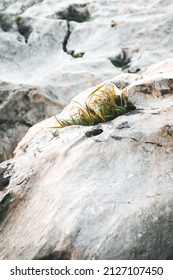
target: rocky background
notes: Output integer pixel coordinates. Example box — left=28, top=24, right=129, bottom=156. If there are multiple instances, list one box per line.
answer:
left=0, top=0, right=173, bottom=259
left=1, top=0, right=173, bottom=161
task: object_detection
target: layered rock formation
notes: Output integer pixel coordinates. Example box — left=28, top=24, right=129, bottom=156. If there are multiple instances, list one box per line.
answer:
left=1, top=0, right=173, bottom=161
left=0, top=63, right=173, bottom=259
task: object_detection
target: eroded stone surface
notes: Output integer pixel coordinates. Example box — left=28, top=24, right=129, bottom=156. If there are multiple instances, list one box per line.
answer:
left=1, top=0, right=173, bottom=162
left=0, top=66, right=173, bottom=259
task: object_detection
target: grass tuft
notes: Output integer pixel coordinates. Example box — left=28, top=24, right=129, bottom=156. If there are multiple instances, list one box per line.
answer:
left=57, top=5, right=90, bottom=23
left=54, top=85, right=136, bottom=128
left=15, top=16, right=33, bottom=43
left=0, top=12, right=13, bottom=32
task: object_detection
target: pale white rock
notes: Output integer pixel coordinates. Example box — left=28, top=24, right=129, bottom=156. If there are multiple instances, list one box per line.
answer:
left=1, top=0, right=173, bottom=86
left=0, top=66, right=173, bottom=259
left=1, top=0, right=173, bottom=161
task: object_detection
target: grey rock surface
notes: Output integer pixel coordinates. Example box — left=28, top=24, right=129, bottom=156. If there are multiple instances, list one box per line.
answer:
left=0, top=81, right=62, bottom=162
left=1, top=0, right=173, bottom=162
left=0, top=65, right=173, bottom=259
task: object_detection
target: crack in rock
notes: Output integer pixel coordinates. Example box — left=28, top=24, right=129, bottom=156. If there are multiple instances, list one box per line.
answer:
left=63, top=21, right=71, bottom=53
left=62, top=21, right=84, bottom=58
left=144, top=141, right=163, bottom=147
left=0, top=171, right=11, bottom=190
left=111, top=135, right=138, bottom=142
left=110, top=134, right=171, bottom=148
left=0, top=161, right=14, bottom=191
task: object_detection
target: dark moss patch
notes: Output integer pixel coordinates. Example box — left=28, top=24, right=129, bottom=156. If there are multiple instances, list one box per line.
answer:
left=15, top=16, right=33, bottom=43
left=57, top=4, right=90, bottom=23
left=0, top=13, right=13, bottom=32
left=70, top=50, right=85, bottom=58
left=110, top=49, right=141, bottom=73
left=110, top=49, right=131, bottom=70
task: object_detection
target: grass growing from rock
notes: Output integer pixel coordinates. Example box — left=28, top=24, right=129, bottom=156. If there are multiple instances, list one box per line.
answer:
left=57, top=4, right=90, bottom=23
left=70, top=50, right=85, bottom=58
left=15, top=16, right=33, bottom=43
left=0, top=13, right=13, bottom=32
left=54, top=85, right=136, bottom=128
left=110, top=57, right=130, bottom=70
left=109, top=49, right=131, bottom=70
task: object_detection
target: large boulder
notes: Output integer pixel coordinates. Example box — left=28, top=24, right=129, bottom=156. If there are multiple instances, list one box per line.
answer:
left=0, top=64, right=173, bottom=259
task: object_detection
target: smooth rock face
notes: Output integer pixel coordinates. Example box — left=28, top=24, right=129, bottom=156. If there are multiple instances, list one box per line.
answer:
left=1, top=0, right=173, bottom=162
left=0, top=65, right=173, bottom=260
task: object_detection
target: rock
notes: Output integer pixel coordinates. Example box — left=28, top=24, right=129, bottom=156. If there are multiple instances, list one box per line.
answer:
left=0, top=65, right=173, bottom=259
left=1, top=0, right=173, bottom=161
left=0, top=81, right=62, bottom=162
